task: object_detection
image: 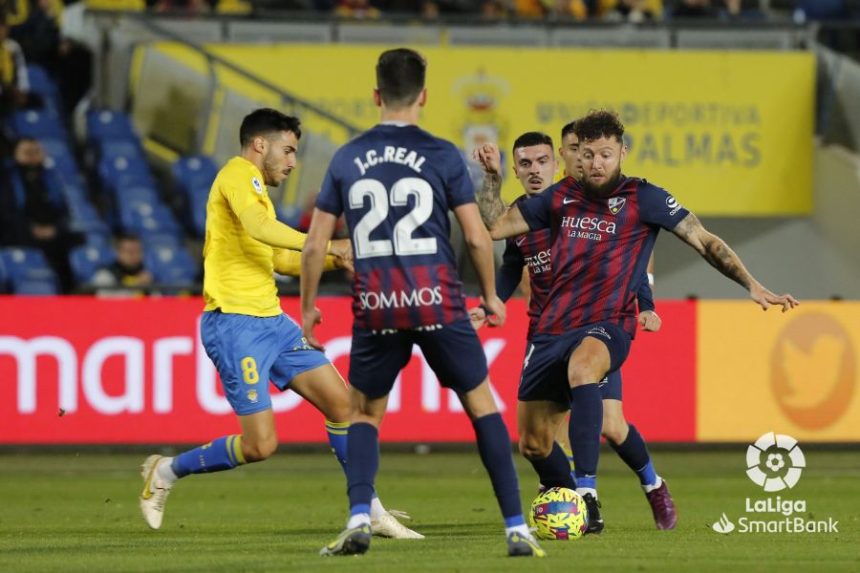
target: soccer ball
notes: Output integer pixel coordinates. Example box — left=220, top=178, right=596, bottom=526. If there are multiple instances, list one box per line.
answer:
left=530, top=487, right=588, bottom=540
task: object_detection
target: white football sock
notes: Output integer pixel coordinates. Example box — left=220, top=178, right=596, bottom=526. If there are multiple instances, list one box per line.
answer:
left=347, top=513, right=371, bottom=530
left=156, top=457, right=178, bottom=486
left=370, top=496, right=386, bottom=519
left=505, top=524, right=532, bottom=538
left=576, top=487, right=597, bottom=499
left=643, top=476, right=663, bottom=494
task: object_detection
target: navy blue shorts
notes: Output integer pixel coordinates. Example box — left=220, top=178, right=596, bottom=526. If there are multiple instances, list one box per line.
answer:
left=349, top=319, right=489, bottom=399
left=598, top=369, right=623, bottom=401
left=519, top=321, right=630, bottom=404
left=200, top=311, right=330, bottom=415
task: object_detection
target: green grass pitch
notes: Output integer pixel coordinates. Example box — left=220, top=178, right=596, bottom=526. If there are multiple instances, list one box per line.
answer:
left=1, top=448, right=857, bottom=572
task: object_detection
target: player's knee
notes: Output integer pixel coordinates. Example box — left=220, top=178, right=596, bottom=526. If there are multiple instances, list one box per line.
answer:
left=242, top=436, right=278, bottom=462
left=519, top=433, right=553, bottom=460
left=567, top=362, right=600, bottom=388
left=602, top=418, right=628, bottom=444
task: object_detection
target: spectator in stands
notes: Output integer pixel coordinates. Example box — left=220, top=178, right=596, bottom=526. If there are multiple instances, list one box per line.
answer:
left=11, top=137, right=76, bottom=291
left=9, top=0, right=91, bottom=113
left=334, top=0, right=381, bottom=18
left=92, top=233, right=154, bottom=290
left=718, top=0, right=764, bottom=21
left=421, top=0, right=439, bottom=20
left=0, top=17, right=34, bottom=115
left=670, top=0, right=717, bottom=18
left=793, top=0, right=847, bottom=21
left=514, top=0, right=588, bottom=20
left=480, top=0, right=507, bottom=20
left=9, top=0, right=59, bottom=70
left=600, top=0, right=662, bottom=22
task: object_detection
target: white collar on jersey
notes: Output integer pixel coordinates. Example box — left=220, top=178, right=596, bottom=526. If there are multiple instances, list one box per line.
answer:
left=379, top=121, right=411, bottom=127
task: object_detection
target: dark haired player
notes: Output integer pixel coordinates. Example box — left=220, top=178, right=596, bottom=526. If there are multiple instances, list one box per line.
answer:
left=487, top=109, right=798, bottom=532
left=302, top=48, right=545, bottom=558
left=473, top=123, right=676, bottom=532
left=139, top=108, right=416, bottom=539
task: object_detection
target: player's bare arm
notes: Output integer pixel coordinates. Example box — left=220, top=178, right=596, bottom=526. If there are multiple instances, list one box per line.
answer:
left=488, top=204, right=530, bottom=241
left=472, top=143, right=507, bottom=227
left=273, top=249, right=351, bottom=276
left=672, top=212, right=799, bottom=312
left=454, top=202, right=505, bottom=326
left=300, top=208, right=340, bottom=349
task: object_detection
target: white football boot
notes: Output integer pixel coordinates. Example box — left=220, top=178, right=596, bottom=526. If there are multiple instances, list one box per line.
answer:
left=139, top=455, right=172, bottom=529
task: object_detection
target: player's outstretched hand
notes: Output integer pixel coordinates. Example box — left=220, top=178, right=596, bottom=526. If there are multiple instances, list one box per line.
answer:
left=333, top=254, right=354, bottom=273
left=481, top=295, right=506, bottom=327
left=468, top=306, right=487, bottom=331
left=750, top=282, right=800, bottom=313
left=471, top=143, right=501, bottom=175
left=328, top=238, right=353, bottom=265
left=302, top=307, right=325, bottom=350
left=638, top=310, right=662, bottom=332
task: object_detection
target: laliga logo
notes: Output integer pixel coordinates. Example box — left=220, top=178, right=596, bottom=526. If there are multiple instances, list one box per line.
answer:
left=746, top=432, right=805, bottom=492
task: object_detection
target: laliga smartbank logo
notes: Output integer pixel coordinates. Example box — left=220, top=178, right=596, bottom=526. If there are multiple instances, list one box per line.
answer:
left=711, top=432, right=838, bottom=535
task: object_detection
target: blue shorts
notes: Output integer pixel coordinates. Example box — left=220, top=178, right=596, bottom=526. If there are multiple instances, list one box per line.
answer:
left=519, top=321, right=630, bottom=405
left=349, top=319, right=488, bottom=399
left=200, top=311, right=330, bottom=415
left=598, top=369, right=623, bottom=401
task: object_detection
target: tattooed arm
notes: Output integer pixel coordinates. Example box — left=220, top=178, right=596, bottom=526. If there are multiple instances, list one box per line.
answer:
left=672, top=212, right=799, bottom=312
left=472, top=143, right=507, bottom=227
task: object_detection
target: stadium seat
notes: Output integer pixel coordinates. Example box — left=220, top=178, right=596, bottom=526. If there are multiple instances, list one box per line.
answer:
left=96, top=138, right=147, bottom=162
left=8, top=110, right=67, bottom=139
left=25, top=65, right=63, bottom=114
left=143, top=236, right=198, bottom=285
left=69, top=244, right=116, bottom=285
left=173, top=156, right=218, bottom=192
left=97, top=156, right=157, bottom=194
left=87, top=109, right=138, bottom=142
left=0, top=247, right=60, bottom=295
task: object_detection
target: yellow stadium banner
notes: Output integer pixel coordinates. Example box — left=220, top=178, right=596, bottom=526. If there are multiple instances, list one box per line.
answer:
left=197, top=44, right=813, bottom=215
left=697, top=302, right=860, bottom=442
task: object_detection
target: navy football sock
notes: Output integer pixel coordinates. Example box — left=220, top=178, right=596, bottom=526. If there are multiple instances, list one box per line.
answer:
left=472, top=413, right=524, bottom=522
left=609, top=424, right=658, bottom=486
left=569, top=384, right=603, bottom=490
left=346, top=422, right=378, bottom=515
left=171, top=435, right=246, bottom=478
left=527, top=442, right=577, bottom=490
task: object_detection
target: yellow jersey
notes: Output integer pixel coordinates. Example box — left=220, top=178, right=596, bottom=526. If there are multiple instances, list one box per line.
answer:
left=202, top=156, right=282, bottom=317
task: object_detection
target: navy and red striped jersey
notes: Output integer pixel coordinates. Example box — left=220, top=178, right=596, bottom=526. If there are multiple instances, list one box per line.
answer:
left=316, top=123, right=473, bottom=330
left=518, top=175, right=688, bottom=337
left=496, top=194, right=553, bottom=339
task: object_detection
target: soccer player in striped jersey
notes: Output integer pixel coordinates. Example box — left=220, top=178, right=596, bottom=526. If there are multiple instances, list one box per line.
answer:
left=301, top=48, right=544, bottom=558
left=472, top=125, right=675, bottom=532
left=487, top=109, right=798, bottom=532
left=138, top=108, right=420, bottom=540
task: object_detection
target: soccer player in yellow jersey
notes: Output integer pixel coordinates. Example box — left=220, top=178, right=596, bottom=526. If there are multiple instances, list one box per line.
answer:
left=139, top=108, right=421, bottom=539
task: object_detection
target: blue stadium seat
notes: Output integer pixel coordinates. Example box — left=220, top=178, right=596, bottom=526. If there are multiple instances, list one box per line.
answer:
left=27, top=65, right=59, bottom=99
left=143, top=236, right=197, bottom=285
left=97, top=138, right=146, bottom=161
left=97, top=156, right=157, bottom=194
left=173, top=156, right=218, bottom=192
left=87, top=109, right=137, bottom=142
left=39, top=138, right=81, bottom=179
left=69, top=244, right=116, bottom=285
left=9, top=109, right=67, bottom=139
left=26, top=65, right=63, bottom=116
left=0, top=247, right=60, bottom=295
